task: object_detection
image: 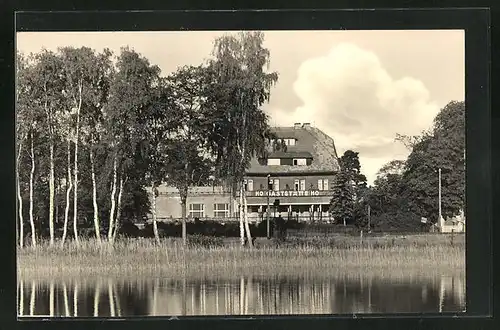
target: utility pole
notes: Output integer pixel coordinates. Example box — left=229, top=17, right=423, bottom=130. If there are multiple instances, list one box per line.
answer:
left=267, top=174, right=271, bottom=239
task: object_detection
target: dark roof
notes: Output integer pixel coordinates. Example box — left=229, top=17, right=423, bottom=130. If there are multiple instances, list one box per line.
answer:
left=246, top=125, right=340, bottom=175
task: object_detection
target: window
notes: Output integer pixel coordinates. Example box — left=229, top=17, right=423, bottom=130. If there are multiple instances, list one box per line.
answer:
left=267, top=158, right=280, bottom=165
left=273, top=179, right=280, bottom=191
left=244, top=179, right=254, bottom=191
left=318, top=179, right=323, bottom=191
left=284, top=138, right=296, bottom=146
left=293, top=158, right=307, bottom=166
left=294, top=179, right=299, bottom=191
left=300, top=179, right=306, bottom=191
left=213, top=203, right=229, bottom=218
left=323, top=179, right=329, bottom=191
left=189, top=204, right=205, bottom=218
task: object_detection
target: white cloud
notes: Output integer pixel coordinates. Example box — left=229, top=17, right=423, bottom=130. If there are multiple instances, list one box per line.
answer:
left=268, top=42, right=440, bottom=184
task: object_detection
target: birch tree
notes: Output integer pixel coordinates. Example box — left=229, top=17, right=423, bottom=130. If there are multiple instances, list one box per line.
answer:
left=59, top=47, right=89, bottom=243
left=60, top=46, right=110, bottom=243
left=80, top=48, right=114, bottom=243
left=141, top=78, right=175, bottom=244
left=206, top=32, right=278, bottom=247
left=30, top=50, right=65, bottom=246
left=16, top=52, right=29, bottom=247
left=17, top=53, right=42, bottom=247
left=105, top=47, right=160, bottom=243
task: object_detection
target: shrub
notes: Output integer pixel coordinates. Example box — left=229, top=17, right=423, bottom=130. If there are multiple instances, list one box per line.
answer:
left=188, top=234, right=224, bottom=248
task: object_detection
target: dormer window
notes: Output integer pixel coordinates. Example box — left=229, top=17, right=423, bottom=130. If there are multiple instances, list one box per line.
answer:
left=293, top=158, right=307, bottom=166
left=283, top=138, right=296, bottom=146
left=267, top=158, right=280, bottom=166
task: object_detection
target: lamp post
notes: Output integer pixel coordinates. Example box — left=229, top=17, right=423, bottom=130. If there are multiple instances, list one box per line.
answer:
left=267, top=174, right=271, bottom=239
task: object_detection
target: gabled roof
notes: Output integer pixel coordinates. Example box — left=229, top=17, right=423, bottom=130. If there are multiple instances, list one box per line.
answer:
left=246, top=125, right=340, bottom=175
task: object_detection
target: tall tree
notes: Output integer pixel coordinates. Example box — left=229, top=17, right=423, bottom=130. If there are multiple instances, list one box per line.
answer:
left=138, top=78, right=173, bottom=244
left=402, top=101, right=465, bottom=221
left=206, top=31, right=278, bottom=247
left=60, top=46, right=100, bottom=244
left=105, top=47, right=161, bottom=243
left=30, top=50, right=65, bottom=246
left=16, top=52, right=29, bottom=247
left=26, top=72, right=41, bottom=246
left=329, top=170, right=355, bottom=226
left=80, top=48, right=114, bottom=243
left=162, top=65, right=214, bottom=246
left=329, top=150, right=367, bottom=226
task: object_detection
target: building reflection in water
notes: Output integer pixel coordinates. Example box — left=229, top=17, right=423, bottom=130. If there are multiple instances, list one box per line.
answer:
left=17, top=274, right=465, bottom=317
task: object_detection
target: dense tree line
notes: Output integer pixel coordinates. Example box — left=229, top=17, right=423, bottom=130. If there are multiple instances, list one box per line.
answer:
left=330, top=101, right=465, bottom=230
left=16, top=32, right=278, bottom=248
left=17, top=31, right=465, bottom=247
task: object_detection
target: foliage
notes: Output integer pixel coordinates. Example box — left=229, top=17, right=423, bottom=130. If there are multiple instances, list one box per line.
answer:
left=366, top=100, right=465, bottom=228
left=188, top=234, right=224, bottom=249
left=204, top=31, right=279, bottom=191
left=330, top=150, right=368, bottom=225
left=401, top=101, right=465, bottom=221
left=161, top=65, right=215, bottom=200
left=329, top=170, right=355, bottom=225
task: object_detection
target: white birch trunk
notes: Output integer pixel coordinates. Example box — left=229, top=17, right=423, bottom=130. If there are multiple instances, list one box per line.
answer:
left=61, top=139, right=72, bottom=247
left=49, top=281, right=54, bottom=317
left=73, top=282, right=78, bottom=317
left=90, top=147, right=101, bottom=243
left=43, top=82, right=56, bottom=246
left=112, top=174, right=124, bottom=242
left=49, top=143, right=55, bottom=245
left=181, top=193, right=187, bottom=246
left=29, top=280, right=35, bottom=316
left=16, top=138, right=24, bottom=248
left=239, top=185, right=245, bottom=246
left=93, top=281, right=101, bottom=317
left=108, top=280, right=115, bottom=317
left=63, top=282, right=70, bottom=317
left=108, top=155, right=117, bottom=241
left=73, top=82, right=83, bottom=244
left=243, top=192, right=253, bottom=247
left=29, top=131, right=36, bottom=247
left=151, top=184, right=160, bottom=244
left=18, top=280, right=24, bottom=316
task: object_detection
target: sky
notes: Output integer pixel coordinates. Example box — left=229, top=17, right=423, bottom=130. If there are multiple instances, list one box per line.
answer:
left=16, top=30, right=465, bottom=184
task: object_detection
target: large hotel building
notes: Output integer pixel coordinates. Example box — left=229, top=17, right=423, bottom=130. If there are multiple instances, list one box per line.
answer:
left=154, top=122, right=340, bottom=222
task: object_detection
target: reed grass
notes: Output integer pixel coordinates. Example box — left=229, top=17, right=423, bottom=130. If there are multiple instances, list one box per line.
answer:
left=18, top=234, right=465, bottom=280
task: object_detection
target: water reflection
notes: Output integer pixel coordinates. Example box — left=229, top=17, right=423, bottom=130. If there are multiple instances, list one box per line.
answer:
left=17, top=274, right=465, bottom=317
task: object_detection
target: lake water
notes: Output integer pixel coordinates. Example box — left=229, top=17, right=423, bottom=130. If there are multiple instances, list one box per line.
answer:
left=17, top=274, right=465, bottom=317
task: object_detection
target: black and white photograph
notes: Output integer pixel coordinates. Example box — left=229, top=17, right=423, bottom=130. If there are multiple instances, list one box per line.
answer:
left=16, top=28, right=466, bottom=317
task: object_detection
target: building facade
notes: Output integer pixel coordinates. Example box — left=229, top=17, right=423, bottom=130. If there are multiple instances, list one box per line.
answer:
left=153, top=123, right=340, bottom=223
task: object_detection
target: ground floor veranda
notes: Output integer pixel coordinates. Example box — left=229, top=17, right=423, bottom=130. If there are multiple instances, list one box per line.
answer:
left=244, top=203, right=333, bottom=222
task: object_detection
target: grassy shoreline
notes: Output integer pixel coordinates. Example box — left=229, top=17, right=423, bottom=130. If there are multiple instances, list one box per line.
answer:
left=18, top=235, right=465, bottom=280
